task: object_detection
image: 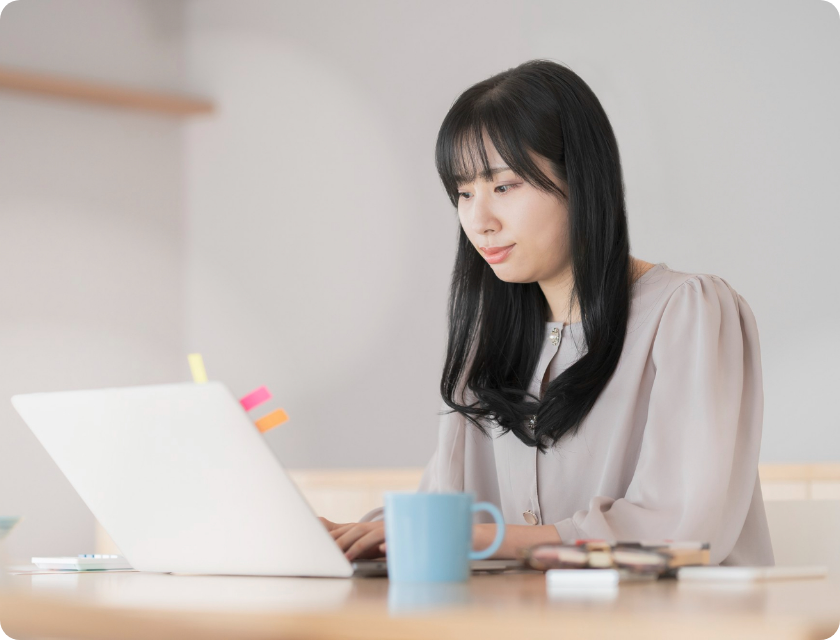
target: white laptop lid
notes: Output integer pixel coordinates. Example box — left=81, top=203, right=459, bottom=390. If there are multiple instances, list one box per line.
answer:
left=12, top=382, right=354, bottom=578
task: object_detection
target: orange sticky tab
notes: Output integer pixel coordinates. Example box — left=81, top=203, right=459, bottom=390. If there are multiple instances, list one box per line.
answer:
left=255, top=408, right=289, bottom=433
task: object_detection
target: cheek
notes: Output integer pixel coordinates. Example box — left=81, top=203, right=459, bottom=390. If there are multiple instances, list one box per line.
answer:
left=516, top=203, right=562, bottom=243
left=456, top=210, right=470, bottom=235
left=537, top=215, right=566, bottom=246
left=516, top=202, right=568, bottom=262
left=457, top=212, right=480, bottom=248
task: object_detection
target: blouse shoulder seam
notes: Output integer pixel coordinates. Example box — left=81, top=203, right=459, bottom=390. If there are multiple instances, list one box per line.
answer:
left=674, top=272, right=740, bottom=301
left=650, top=273, right=734, bottom=349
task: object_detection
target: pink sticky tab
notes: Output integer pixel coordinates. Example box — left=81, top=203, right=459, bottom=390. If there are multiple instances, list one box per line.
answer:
left=239, top=386, right=272, bottom=411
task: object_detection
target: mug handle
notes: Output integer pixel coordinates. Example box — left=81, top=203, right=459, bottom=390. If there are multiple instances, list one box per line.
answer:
left=469, top=502, right=506, bottom=561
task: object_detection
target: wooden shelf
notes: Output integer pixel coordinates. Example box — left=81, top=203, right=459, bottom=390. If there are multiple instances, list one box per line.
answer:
left=0, top=64, right=214, bottom=117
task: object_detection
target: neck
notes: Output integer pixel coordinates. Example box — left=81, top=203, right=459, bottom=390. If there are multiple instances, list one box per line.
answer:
left=538, top=265, right=579, bottom=325
left=538, top=257, right=652, bottom=325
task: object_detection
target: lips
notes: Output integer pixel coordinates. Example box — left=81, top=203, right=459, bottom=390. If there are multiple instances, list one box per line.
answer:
left=479, top=244, right=515, bottom=264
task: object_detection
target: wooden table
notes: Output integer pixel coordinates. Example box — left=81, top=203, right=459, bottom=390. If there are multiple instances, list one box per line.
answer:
left=0, top=567, right=838, bottom=640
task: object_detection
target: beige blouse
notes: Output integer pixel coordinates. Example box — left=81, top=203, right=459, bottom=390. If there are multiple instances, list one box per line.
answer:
left=360, top=263, right=775, bottom=567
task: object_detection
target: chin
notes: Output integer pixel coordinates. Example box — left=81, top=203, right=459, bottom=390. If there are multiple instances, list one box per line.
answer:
left=489, top=265, right=533, bottom=284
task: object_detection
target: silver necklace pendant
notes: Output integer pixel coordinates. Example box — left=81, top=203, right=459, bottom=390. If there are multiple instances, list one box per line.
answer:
left=550, top=327, right=560, bottom=346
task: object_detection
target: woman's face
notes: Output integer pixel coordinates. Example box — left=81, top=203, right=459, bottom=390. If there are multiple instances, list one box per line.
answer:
left=456, top=137, right=570, bottom=285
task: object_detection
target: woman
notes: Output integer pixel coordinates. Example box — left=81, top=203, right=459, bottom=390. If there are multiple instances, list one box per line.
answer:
left=320, top=59, right=774, bottom=567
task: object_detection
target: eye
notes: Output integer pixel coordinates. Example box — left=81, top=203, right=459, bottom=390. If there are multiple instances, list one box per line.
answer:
left=458, top=191, right=472, bottom=200
left=495, top=183, right=520, bottom=194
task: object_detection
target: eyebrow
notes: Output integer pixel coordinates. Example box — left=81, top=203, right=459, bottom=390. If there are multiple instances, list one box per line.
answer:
left=454, top=165, right=513, bottom=185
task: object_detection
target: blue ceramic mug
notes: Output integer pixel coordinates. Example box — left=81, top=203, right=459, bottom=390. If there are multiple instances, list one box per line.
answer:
left=383, top=492, right=506, bottom=582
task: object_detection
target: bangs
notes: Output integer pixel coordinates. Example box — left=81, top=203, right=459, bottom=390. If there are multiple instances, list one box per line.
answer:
left=435, top=93, right=566, bottom=207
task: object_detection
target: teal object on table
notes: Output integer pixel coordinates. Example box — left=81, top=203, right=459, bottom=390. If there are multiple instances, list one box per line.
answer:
left=384, top=492, right=505, bottom=583
left=0, top=516, right=22, bottom=584
left=0, top=516, right=21, bottom=541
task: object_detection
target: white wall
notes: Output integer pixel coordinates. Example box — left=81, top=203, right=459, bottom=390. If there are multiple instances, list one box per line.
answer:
left=183, top=0, right=840, bottom=467
left=182, top=0, right=534, bottom=470
left=0, top=0, right=188, bottom=560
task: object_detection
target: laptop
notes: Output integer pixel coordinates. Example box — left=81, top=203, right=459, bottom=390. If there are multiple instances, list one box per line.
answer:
left=11, top=382, right=523, bottom=578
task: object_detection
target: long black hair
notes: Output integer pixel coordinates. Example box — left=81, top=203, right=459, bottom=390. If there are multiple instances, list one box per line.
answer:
left=435, top=59, right=632, bottom=454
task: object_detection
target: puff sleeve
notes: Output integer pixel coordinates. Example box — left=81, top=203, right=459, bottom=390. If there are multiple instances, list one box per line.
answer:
left=551, top=275, right=766, bottom=565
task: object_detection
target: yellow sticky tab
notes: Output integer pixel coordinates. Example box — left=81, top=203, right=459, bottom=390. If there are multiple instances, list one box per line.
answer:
left=188, top=353, right=208, bottom=383
left=255, top=408, right=289, bottom=433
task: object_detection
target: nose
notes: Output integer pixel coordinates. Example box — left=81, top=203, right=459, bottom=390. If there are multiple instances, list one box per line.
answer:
left=467, top=191, right=500, bottom=236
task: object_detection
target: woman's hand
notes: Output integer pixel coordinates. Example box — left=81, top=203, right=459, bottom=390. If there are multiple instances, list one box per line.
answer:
left=319, top=518, right=387, bottom=560
left=319, top=518, right=560, bottom=562
left=318, top=517, right=342, bottom=532
left=473, top=523, right=562, bottom=559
